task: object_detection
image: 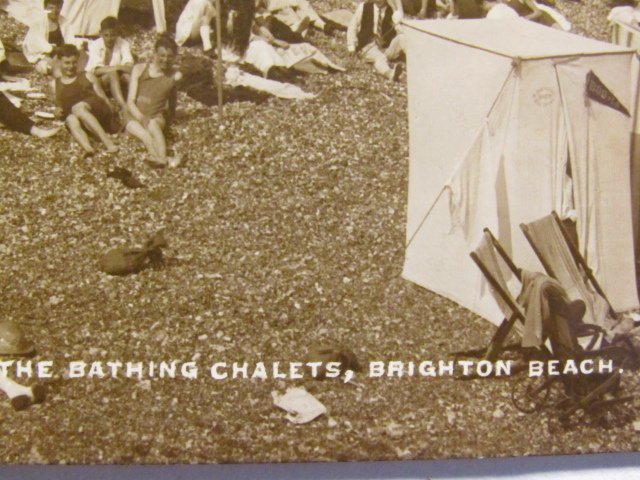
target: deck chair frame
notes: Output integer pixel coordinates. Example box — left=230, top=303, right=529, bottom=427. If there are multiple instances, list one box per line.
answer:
left=466, top=228, right=525, bottom=361
left=519, top=211, right=617, bottom=319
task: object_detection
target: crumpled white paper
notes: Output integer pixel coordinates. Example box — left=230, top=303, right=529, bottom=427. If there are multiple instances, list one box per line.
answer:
left=271, top=387, right=326, bottom=424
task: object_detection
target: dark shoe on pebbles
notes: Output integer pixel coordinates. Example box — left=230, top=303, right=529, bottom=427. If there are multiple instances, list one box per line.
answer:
left=392, top=63, right=403, bottom=82
left=32, top=384, right=47, bottom=404
left=107, top=167, right=145, bottom=188
left=145, top=158, right=167, bottom=169
left=11, top=395, right=31, bottom=411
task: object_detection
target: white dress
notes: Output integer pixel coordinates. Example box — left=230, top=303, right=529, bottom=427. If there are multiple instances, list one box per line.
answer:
left=175, top=0, right=216, bottom=46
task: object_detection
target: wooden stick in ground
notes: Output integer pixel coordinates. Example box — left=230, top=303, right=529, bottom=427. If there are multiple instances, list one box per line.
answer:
left=215, top=0, right=223, bottom=120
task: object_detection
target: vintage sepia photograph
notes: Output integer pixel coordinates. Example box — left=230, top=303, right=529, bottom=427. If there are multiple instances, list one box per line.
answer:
left=0, top=0, right=639, bottom=466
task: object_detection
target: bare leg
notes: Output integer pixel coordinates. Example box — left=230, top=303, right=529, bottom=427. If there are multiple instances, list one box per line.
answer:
left=72, top=103, right=118, bottom=153
left=385, top=33, right=406, bottom=62
left=30, top=125, right=62, bottom=138
left=66, top=114, right=95, bottom=154
left=126, top=119, right=164, bottom=163
left=0, top=376, right=44, bottom=410
left=362, top=44, right=395, bottom=79
left=152, top=0, right=167, bottom=33
left=200, top=24, right=213, bottom=51
left=419, top=0, right=429, bottom=17
left=147, top=117, right=167, bottom=160
left=107, top=71, right=128, bottom=110
left=0, top=376, right=32, bottom=399
left=148, top=117, right=182, bottom=168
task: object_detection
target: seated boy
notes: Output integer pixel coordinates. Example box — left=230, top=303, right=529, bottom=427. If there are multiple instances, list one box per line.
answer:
left=347, top=0, right=405, bottom=82
left=125, top=36, right=182, bottom=168
left=53, top=44, right=118, bottom=156
left=85, top=16, right=134, bottom=111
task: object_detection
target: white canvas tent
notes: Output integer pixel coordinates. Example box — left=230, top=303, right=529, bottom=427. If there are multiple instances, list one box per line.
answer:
left=402, top=18, right=640, bottom=326
left=60, top=0, right=166, bottom=38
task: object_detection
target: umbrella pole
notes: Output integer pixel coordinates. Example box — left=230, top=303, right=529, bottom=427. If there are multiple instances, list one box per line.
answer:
left=215, top=0, right=224, bottom=121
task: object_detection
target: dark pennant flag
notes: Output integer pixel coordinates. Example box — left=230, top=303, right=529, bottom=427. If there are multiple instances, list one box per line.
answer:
left=585, top=70, right=630, bottom=117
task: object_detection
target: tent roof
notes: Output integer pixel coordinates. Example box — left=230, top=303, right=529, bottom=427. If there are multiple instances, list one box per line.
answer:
left=402, top=18, right=633, bottom=59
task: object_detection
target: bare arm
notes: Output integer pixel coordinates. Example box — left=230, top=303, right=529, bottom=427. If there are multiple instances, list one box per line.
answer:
left=167, top=87, right=177, bottom=124
left=93, top=64, right=132, bottom=76
left=87, top=71, right=112, bottom=105
left=51, top=78, right=64, bottom=118
left=50, top=79, right=57, bottom=104
left=167, top=70, right=183, bottom=123
left=126, top=64, right=146, bottom=122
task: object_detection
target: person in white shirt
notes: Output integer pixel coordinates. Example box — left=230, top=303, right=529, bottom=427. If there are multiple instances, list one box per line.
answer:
left=347, top=0, right=405, bottom=82
left=175, top=0, right=216, bottom=51
left=85, top=16, right=134, bottom=111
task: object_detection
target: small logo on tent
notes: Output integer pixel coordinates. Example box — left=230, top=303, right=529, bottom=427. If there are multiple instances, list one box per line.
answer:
left=533, top=88, right=555, bottom=106
left=585, top=71, right=630, bottom=117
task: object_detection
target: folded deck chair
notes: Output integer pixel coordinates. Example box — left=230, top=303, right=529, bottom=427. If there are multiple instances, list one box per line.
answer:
left=464, top=228, right=526, bottom=361
left=520, top=212, right=616, bottom=331
left=608, top=7, right=640, bottom=50
left=511, top=305, right=632, bottom=419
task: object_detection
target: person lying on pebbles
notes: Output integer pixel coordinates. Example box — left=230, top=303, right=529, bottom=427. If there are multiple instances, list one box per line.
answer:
left=0, top=91, right=60, bottom=139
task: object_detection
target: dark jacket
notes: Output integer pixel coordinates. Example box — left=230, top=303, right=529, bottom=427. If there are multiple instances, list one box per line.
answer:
left=357, top=2, right=395, bottom=51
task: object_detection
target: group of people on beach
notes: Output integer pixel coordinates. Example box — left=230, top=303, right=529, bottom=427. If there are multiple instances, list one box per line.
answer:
left=2, top=0, right=182, bottom=166
left=0, top=0, right=572, bottom=165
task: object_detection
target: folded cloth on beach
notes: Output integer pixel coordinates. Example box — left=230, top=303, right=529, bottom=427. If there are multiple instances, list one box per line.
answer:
left=99, top=230, right=167, bottom=275
left=225, top=65, right=315, bottom=100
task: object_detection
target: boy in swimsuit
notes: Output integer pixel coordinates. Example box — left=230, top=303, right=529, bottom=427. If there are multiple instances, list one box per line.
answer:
left=53, top=44, right=118, bottom=156
left=85, top=16, right=134, bottom=112
left=126, top=36, right=183, bottom=168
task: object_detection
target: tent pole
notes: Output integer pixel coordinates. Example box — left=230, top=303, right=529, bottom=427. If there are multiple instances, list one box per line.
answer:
left=215, top=0, right=224, bottom=121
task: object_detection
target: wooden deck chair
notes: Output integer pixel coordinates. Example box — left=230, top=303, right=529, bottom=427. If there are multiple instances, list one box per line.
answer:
left=520, top=212, right=616, bottom=331
left=546, top=315, right=632, bottom=421
left=462, top=228, right=527, bottom=361
left=511, top=307, right=633, bottom=419
left=608, top=16, right=640, bottom=50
